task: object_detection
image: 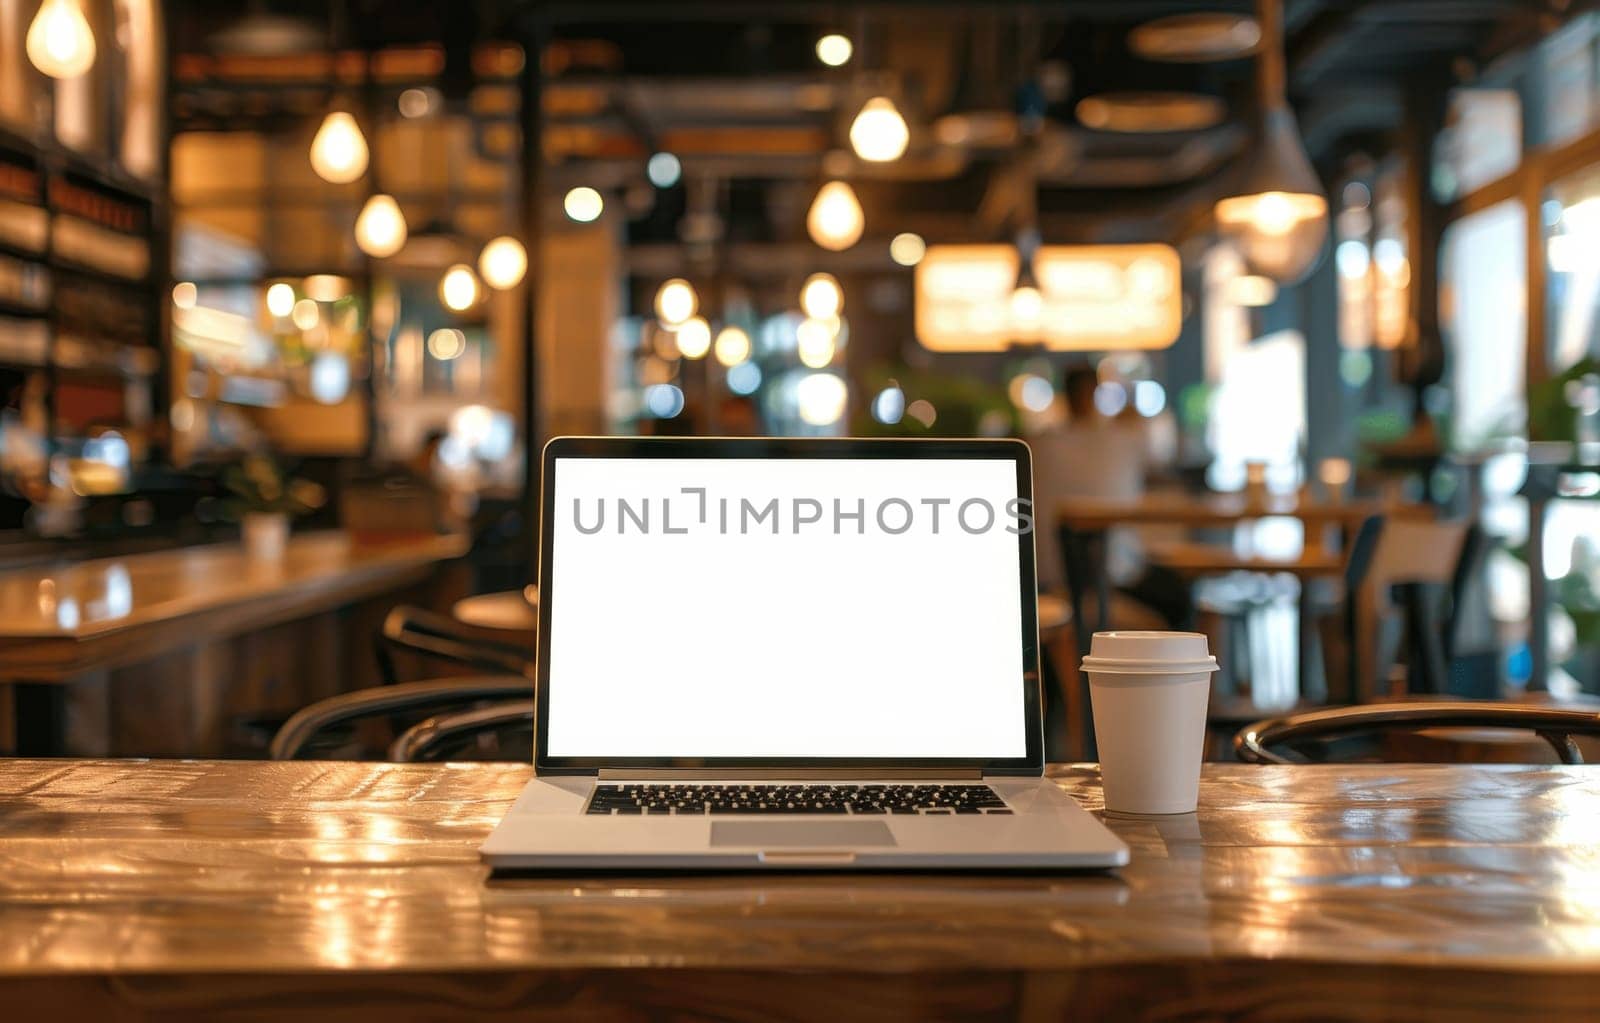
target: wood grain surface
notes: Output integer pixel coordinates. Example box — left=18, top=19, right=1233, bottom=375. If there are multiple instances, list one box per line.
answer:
left=1, top=759, right=1597, bottom=1020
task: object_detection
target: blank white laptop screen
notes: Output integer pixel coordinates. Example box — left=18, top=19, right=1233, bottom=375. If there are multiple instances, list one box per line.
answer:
left=544, top=456, right=1028, bottom=759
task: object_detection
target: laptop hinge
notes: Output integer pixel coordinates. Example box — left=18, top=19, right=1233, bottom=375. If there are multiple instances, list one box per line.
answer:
left=596, top=767, right=985, bottom=781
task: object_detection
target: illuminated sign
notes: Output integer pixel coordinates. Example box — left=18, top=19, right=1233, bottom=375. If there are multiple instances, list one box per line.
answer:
left=914, top=243, right=1183, bottom=352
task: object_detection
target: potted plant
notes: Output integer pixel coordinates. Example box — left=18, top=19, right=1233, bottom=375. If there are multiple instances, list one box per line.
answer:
left=222, top=455, right=326, bottom=560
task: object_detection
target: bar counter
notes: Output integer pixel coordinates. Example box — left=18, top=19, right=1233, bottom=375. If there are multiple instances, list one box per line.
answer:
left=0, top=532, right=468, bottom=756
left=1, top=760, right=1596, bottom=1020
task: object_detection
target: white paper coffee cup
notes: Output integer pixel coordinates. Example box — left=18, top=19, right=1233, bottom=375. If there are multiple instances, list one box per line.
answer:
left=1082, top=631, right=1218, bottom=815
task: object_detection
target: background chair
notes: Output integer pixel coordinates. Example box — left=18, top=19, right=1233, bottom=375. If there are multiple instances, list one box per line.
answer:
left=375, top=605, right=534, bottom=684
left=1353, top=519, right=1480, bottom=699
left=1234, top=701, right=1600, bottom=764
left=270, top=676, right=532, bottom=760
left=388, top=700, right=535, bottom=762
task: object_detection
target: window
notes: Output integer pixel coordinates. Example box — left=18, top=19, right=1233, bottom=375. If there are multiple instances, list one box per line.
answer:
left=1439, top=200, right=1527, bottom=450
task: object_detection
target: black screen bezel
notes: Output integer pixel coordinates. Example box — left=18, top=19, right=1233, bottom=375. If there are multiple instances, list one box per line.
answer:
left=533, top=436, right=1044, bottom=776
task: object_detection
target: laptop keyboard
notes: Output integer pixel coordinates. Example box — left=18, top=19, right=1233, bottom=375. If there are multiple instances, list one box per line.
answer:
left=585, top=783, right=1011, bottom=816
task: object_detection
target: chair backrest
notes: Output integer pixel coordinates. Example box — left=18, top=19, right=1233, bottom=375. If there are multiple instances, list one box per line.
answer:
left=375, top=605, right=534, bottom=684
left=270, top=676, right=532, bottom=760
left=388, top=700, right=535, bottom=762
left=1350, top=517, right=1472, bottom=698
left=1363, top=518, right=1470, bottom=612
left=1235, top=701, right=1600, bottom=765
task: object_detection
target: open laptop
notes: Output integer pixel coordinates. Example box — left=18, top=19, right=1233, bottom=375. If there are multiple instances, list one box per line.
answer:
left=481, top=436, right=1128, bottom=870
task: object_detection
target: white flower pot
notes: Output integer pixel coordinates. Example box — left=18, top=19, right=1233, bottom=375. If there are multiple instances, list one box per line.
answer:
left=242, top=512, right=290, bottom=561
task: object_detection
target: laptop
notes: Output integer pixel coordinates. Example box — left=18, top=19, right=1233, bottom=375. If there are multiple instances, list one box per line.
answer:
left=481, top=436, right=1129, bottom=870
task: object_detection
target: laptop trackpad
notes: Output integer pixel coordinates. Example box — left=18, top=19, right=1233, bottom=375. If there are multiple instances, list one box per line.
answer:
left=711, top=821, right=896, bottom=847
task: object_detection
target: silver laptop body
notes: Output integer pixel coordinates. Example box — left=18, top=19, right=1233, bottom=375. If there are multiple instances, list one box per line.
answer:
left=481, top=437, right=1128, bottom=870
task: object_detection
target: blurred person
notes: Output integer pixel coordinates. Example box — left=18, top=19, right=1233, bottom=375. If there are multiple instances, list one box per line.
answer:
left=1028, top=365, right=1189, bottom=629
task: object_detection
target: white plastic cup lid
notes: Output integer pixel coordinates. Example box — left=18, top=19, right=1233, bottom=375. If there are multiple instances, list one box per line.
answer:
left=1081, top=630, right=1218, bottom=675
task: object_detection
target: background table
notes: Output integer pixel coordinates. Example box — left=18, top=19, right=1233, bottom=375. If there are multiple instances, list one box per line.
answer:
left=2, top=759, right=1596, bottom=1020
left=0, top=532, right=467, bottom=756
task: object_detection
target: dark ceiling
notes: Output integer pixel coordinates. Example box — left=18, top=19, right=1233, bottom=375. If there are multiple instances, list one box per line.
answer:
left=168, top=1, right=1562, bottom=256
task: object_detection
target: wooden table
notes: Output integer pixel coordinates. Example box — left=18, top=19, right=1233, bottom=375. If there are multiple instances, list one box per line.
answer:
left=0, top=532, right=468, bottom=756
left=1144, top=540, right=1345, bottom=578
left=2, top=759, right=1597, bottom=1021
left=1056, top=492, right=1388, bottom=532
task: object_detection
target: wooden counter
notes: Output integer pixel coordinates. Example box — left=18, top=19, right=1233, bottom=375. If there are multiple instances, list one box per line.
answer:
left=0, top=532, right=468, bottom=756
left=0, top=759, right=1595, bottom=1021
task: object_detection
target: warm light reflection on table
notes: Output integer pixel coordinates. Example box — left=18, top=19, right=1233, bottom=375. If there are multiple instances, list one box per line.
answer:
left=2, top=759, right=1599, bottom=1022
left=0, top=532, right=467, bottom=641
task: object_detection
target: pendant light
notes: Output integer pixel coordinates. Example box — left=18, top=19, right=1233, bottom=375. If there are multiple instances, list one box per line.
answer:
left=354, top=194, right=407, bottom=258
left=478, top=236, right=528, bottom=290
left=439, top=264, right=480, bottom=312
left=26, top=0, right=96, bottom=78
left=675, top=317, right=712, bottom=360
left=310, top=111, right=369, bottom=184
left=800, top=273, right=843, bottom=320
left=849, top=97, right=910, bottom=163
left=807, top=181, right=864, bottom=252
left=1212, top=0, right=1328, bottom=285
left=654, top=279, right=697, bottom=326
left=713, top=326, right=752, bottom=367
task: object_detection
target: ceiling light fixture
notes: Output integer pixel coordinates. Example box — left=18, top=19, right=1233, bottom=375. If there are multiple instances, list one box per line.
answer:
left=309, top=111, right=368, bottom=184
left=478, top=236, right=528, bottom=290
left=675, top=317, right=712, bottom=359
left=26, top=0, right=95, bottom=78
left=807, top=180, right=864, bottom=251
left=354, top=194, right=408, bottom=258
left=564, top=186, right=604, bottom=223
left=849, top=97, right=910, bottom=163
left=815, top=34, right=853, bottom=67
left=647, top=152, right=682, bottom=188
left=439, top=264, right=480, bottom=311
left=713, top=326, right=752, bottom=367
left=654, top=279, right=697, bottom=326
left=800, top=273, right=844, bottom=320
left=1212, top=0, right=1328, bottom=284
left=890, top=232, right=926, bottom=266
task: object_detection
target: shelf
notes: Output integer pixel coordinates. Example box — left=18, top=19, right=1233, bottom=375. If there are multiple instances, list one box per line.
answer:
left=49, top=255, right=154, bottom=289
left=0, top=127, right=160, bottom=205
left=0, top=237, right=48, bottom=263
left=0, top=297, right=49, bottom=320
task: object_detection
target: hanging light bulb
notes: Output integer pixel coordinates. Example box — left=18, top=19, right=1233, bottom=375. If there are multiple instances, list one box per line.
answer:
left=26, top=0, right=96, bottom=79
left=797, top=318, right=837, bottom=368
left=309, top=111, right=369, bottom=184
left=654, top=278, right=697, bottom=326
left=354, top=194, right=407, bottom=258
left=1212, top=0, right=1328, bottom=284
left=478, top=236, right=528, bottom=290
left=890, top=232, right=926, bottom=266
left=675, top=317, right=712, bottom=359
left=807, top=181, right=864, bottom=252
left=713, top=326, right=751, bottom=367
left=849, top=97, right=910, bottom=163
left=815, top=34, right=853, bottom=67
left=563, top=186, right=604, bottom=223
left=800, top=273, right=843, bottom=320
left=439, top=264, right=480, bottom=312
left=265, top=283, right=296, bottom=318
left=1009, top=285, right=1044, bottom=338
